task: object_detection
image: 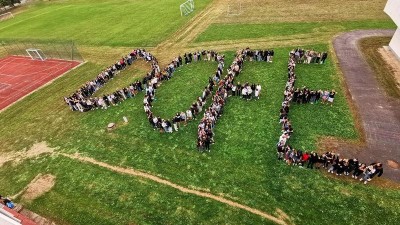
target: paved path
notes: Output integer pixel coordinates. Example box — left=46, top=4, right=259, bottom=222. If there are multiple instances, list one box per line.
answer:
left=333, top=30, right=400, bottom=182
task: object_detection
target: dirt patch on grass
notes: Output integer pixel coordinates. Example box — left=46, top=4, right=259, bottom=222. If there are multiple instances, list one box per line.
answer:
left=387, top=160, right=400, bottom=169
left=20, top=174, right=56, bottom=202
left=61, top=152, right=293, bottom=225
left=0, top=142, right=55, bottom=167
left=316, top=136, right=364, bottom=156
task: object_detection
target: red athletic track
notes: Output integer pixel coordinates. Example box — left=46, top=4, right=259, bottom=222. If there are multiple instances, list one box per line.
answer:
left=0, top=56, right=81, bottom=111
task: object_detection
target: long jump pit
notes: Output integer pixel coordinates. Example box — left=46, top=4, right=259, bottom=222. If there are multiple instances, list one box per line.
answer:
left=0, top=55, right=81, bottom=111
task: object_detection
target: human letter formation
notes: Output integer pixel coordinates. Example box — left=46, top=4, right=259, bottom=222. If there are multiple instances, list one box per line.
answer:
left=276, top=50, right=383, bottom=184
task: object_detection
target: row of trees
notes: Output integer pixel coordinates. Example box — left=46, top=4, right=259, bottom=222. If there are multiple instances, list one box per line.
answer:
left=0, top=0, right=21, bottom=8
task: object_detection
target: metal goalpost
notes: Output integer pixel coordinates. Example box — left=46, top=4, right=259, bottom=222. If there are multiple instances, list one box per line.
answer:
left=26, top=48, right=47, bottom=61
left=0, top=39, right=84, bottom=62
left=180, top=0, right=195, bottom=16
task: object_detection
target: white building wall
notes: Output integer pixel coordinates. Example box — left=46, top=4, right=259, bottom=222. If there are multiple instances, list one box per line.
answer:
left=0, top=208, right=21, bottom=225
left=389, top=28, right=400, bottom=58
left=384, top=0, right=400, bottom=26
left=384, top=0, right=400, bottom=58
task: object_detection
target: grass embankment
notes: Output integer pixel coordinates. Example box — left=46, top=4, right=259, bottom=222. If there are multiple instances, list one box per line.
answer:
left=359, top=37, right=400, bottom=98
left=195, top=20, right=395, bottom=43
left=0, top=45, right=399, bottom=225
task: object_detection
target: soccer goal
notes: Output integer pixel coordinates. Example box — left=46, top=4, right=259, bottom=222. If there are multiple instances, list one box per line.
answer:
left=180, top=0, right=194, bottom=16
left=0, top=12, right=14, bottom=22
left=26, top=48, right=47, bottom=61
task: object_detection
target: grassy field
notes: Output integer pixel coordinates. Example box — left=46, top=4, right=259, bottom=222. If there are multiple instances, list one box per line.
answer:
left=1, top=45, right=399, bottom=225
left=0, top=0, right=212, bottom=47
left=195, top=20, right=396, bottom=43
left=217, top=0, right=390, bottom=24
left=0, top=0, right=399, bottom=225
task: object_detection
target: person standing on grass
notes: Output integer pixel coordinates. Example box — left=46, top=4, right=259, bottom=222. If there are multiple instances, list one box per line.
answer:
left=360, top=164, right=376, bottom=184
left=277, top=143, right=285, bottom=160
left=270, top=49, right=274, bottom=62
left=369, top=162, right=384, bottom=181
left=309, top=90, right=316, bottom=104
left=328, top=89, right=336, bottom=106
left=255, top=84, right=261, bottom=100
left=186, top=109, right=193, bottom=121
left=315, top=89, right=322, bottom=104
left=352, top=163, right=366, bottom=179
left=180, top=111, right=187, bottom=126
left=321, top=90, right=329, bottom=104
left=307, top=152, right=318, bottom=169
left=321, top=52, right=328, bottom=64
left=247, top=85, right=253, bottom=100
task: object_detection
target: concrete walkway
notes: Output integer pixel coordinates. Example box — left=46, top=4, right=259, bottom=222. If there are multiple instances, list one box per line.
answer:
left=333, top=29, right=400, bottom=182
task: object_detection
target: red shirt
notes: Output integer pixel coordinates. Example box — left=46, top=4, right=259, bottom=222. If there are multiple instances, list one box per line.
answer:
left=302, top=153, right=310, bottom=161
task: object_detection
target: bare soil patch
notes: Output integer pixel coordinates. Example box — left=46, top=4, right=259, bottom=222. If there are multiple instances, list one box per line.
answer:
left=387, top=160, right=400, bottom=169
left=20, top=174, right=56, bottom=202
left=316, top=136, right=364, bottom=156
left=0, top=141, right=55, bottom=167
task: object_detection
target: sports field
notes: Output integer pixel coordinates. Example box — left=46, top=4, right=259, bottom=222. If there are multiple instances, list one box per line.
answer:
left=0, top=56, right=80, bottom=110
left=0, top=0, right=399, bottom=225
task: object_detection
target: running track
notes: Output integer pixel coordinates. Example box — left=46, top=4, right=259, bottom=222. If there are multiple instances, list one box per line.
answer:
left=0, top=56, right=81, bottom=111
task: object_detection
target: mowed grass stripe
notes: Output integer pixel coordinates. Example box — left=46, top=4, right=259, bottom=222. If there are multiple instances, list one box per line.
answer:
left=194, top=20, right=395, bottom=43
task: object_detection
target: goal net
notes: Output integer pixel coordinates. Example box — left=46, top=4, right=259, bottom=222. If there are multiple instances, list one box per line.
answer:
left=0, top=12, right=14, bottom=22
left=0, top=39, right=84, bottom=62
left=26, top=48, right=47, bottom=61
left=180, top=0, right=194, bottom=16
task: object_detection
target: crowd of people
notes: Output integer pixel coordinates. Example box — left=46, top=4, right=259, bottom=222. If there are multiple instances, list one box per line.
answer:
left=143, top=50, right=222, bottom=135
left=244, top=49, right=274, bottom=62
left=288, top=88, right=336, bottom=106
left=289, top=48, right=328, bottom=64
left=64, top=46, right=267, bottom=116
left=196, top=48, right=266, bottom=151
left=277, top=50, right=383, bottom=184
left=142, top=48, right=265, bottom=151
left=64, top=49, right=156, bottom=112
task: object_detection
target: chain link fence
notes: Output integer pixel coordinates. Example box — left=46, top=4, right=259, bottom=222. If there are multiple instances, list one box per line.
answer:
left=0, top=39, right=84, bottom=62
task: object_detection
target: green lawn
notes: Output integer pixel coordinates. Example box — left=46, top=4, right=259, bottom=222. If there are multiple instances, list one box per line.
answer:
left=195, top=20, right=396, bottom=43
left=0, top=1, right=399, bottom=224
left=0, top=0, right=212, bottom=47
left=0, top=157, right=271, bottom=225
left=0, top=45, right=399, bottom=225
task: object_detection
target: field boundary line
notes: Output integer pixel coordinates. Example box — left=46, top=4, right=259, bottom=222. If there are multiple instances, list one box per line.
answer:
left=60, top=152, right=293, bottom=225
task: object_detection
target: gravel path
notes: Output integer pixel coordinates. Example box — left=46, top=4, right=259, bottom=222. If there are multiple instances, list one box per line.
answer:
left=333, top=29, right=400, bottom=182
